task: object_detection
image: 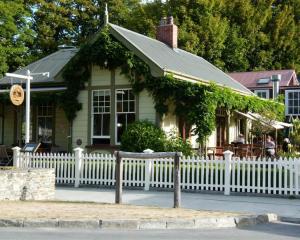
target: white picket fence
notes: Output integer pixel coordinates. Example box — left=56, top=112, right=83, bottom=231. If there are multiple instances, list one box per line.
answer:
left=13, top=148, right=300, bottom=196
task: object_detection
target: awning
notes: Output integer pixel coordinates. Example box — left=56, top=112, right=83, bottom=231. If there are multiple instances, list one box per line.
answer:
left=235, top=111, right=256, bottom=121
left=0, top=87, right=67, bottom=93
left=248, top=112, right=284, bottom=129
left=235, top=110, right=292, bottom=129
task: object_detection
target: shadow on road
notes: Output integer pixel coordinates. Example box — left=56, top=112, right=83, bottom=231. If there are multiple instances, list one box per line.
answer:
left=240, top=222, right=300, bottom=238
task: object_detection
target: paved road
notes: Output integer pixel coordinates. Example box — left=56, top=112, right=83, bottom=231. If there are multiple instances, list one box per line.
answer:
left=55, top=187, right=300, bottom=218
left=0, top=222, right=299, bottom=240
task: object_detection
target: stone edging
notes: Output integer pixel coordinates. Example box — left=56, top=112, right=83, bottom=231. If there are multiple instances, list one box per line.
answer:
left=0, top=213, right=278, bottom=229
left=278, top=216, right=300, bottom=224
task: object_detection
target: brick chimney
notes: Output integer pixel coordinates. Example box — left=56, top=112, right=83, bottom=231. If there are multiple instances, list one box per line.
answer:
left=156, top=16, right=178, bottom=48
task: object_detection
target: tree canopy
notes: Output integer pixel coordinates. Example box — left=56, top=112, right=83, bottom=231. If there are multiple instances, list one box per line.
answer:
left=0, top=0, right=299, bottom=76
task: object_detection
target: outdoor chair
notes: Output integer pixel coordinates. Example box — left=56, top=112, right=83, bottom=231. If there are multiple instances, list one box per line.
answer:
left=235, top=144, right=250, bottom=158
left=0, top=145, right=12, bottom=166
left=223, top=144, right=234, bottom=152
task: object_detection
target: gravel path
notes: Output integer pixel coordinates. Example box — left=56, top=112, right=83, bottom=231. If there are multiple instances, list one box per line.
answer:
left=0, top=201, right=239, bottom=220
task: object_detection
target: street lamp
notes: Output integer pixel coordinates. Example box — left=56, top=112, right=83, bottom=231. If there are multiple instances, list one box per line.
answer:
left=5, top=70, right=49, bottom=144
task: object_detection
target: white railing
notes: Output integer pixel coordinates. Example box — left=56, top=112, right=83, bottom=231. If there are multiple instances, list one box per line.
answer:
left=13, top=147, right=300, bottom=196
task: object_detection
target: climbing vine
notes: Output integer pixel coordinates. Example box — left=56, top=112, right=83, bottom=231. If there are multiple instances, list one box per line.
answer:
left=62, top=26, right=284, bottom=143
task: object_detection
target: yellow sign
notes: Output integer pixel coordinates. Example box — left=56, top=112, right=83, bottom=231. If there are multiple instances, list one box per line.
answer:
left=10, top=84, right=24, bottom=106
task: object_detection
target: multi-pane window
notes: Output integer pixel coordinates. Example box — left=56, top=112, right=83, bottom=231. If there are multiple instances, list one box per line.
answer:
left=254, top=90, right=269, bottom=99
left=37, top=104, right=53, bottom=143
left=92, top=90, right=111, bottom=144
left=116, top=89, right=135, bottom=143
left=286, top=90, right=300, bottom=116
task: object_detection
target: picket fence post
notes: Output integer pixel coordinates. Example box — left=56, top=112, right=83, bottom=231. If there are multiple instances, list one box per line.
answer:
left=74, top=147, right=84, bottom=188
left=143, top=149, right=154, bottom=191
left=224, top=150, right=233, bottom=196
left=12, top=146, right=21, bottom=168
left=296, top=159, right=300, bottom=195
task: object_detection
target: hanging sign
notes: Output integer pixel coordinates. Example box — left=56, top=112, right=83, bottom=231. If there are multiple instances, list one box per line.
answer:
left=10, top=84, right=24, bottom=106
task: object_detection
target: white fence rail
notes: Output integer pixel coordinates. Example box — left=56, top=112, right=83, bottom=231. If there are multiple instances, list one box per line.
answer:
left=13, top=147, right=300, bottom=196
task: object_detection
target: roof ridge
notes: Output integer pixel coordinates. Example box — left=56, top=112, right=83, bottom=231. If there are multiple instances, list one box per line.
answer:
left=109, top=23, right=172, bottom=48
left=229, top=69, right=295, bottom=74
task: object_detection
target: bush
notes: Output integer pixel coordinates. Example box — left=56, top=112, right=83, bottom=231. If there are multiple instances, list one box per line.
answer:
left=120, top=120, right=193, bottom=155
left=120, top=120, right=166, bottom=152
left=165, top=135, right=193, bottom=156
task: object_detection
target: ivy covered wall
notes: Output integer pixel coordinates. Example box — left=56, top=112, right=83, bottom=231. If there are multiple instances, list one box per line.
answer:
left=61, top=26, right=284, bottom=144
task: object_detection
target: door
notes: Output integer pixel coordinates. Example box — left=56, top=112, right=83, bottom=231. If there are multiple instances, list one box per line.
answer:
left=216, top=116, right=226, bottom=147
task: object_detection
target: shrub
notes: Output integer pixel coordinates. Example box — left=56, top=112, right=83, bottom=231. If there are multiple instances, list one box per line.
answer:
left=165, top=135, right=193, bottom=156
left=120, top=120, right=166, bottom=152
left=120, top=120, right=193, bottom=155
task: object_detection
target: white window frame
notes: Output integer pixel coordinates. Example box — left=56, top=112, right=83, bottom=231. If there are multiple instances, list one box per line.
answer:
left=91, top=89, right=111, bottom=141
left=254, top=89, right=269, bottom=99
left=115, top=88, right=136, bottom=145
left=285, top=89, right=300, bottom=116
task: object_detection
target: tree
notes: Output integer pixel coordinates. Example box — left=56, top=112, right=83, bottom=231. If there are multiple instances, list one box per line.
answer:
left=27, top=0, right=141, bottom=56
left=0, top=0, right=33, bottom=77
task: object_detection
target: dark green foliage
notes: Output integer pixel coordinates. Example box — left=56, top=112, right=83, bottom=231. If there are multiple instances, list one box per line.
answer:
left=0, top=0, right=33, bottom=77
left=165, top=135, right=193, bottom=157
left=120, top=120, right=167, bottom=152
left=120, top=120, right=193, bottom=155
left=61, top=27, right=132, bottom=121
left=62, top=27, right=284, bottom=143
left=2, top=0, right=300, bottom=75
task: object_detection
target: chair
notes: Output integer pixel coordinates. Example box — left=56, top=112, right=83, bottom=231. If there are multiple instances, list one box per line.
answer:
left=235, top=144, right=250, bottom=158
left=252, top=144, right=263, bottom=158
left=0, top=145, right=12, bottom=166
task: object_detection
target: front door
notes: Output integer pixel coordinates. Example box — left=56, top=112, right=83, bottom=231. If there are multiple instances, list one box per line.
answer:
left=216, top=116, right=226, bottom=147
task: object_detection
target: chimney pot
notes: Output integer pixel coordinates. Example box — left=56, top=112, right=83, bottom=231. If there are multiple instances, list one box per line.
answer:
left=167, top=16, right=174, bottom=25
left=160, top=17, right=167, bottom=26
left=156, top=16, right=178, bottom=49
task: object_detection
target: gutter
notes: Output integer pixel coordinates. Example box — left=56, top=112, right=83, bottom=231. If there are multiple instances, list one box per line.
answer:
left=164, top=69, right=254, bottom=96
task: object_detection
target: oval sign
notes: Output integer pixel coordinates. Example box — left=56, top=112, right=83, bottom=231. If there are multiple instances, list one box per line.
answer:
left=10, top=84, right=24, bottom=106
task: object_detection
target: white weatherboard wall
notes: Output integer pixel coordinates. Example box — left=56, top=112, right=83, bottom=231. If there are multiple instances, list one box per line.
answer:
left=161, top=112, right=178, bottom=135
left=229, top=116, right=238, bottom=144
left=72, top=90, right=88, bottom=148
left=190, top=125, right=199, bottom=148
left=138, top=90, right=156, bottom=123
left=91, top=66, right=111, bottom=86
left=115, top=68, right=129, bottom=85
left=207, top=129, right=217, bottom=148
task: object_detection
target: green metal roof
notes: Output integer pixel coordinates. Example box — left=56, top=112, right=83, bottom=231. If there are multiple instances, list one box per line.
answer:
left=109, top=23, right=253, bottom=95
left=0, top=48, right=77, bottom=85
left=0, top=23, right=253, bottom=95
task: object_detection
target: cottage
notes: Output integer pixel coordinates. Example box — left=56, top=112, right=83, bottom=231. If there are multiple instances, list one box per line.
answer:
left=229, top=70, right=300, bottom=121
left=0, top=14, right=267, bottom=154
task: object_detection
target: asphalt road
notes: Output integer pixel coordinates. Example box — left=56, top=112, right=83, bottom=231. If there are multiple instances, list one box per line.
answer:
left=0, top=222, right=299, bottom=240
left=56, top=187, right=300, bottom=218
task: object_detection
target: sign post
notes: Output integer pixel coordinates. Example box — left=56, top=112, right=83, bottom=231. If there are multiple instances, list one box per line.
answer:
left=5, top=70, right=49, bottom=144
left=25, top=70, right=31, bottom=144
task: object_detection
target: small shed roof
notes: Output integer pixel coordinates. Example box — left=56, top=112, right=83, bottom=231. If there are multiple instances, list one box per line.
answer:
left=228, top=70, right=298, bottom=89
left=0, top=48, right=77, bottom=85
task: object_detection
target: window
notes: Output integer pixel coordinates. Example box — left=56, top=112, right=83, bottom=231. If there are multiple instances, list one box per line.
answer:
left=92, top=90, right=111, bottom=144
left=254, top=90, right=269, bottom=99
left=37, top=104, right=53, bottom=143
left=256, top=78, right=270, bottom=84
left=285, top=90, right=300, bottom=116
left=116, top=89, right=135, bottom=143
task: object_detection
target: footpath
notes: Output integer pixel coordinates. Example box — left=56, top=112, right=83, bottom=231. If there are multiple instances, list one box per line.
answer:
left=0, top=201, right=276, bottom=229
left=1, top=187, right=299, bottom=230
left=56, top=187, right=300, bottom=219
